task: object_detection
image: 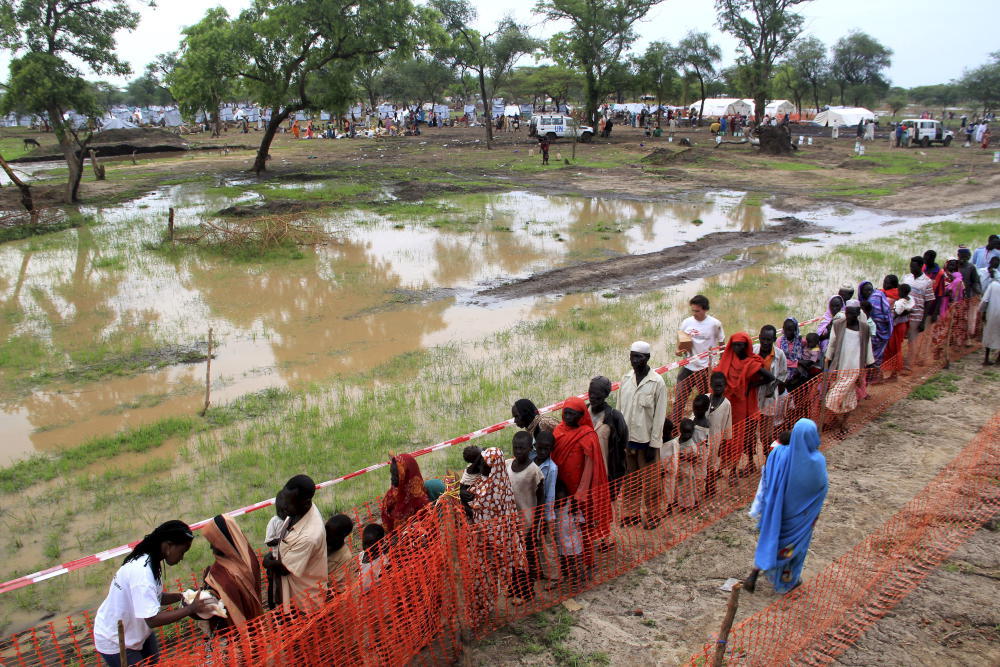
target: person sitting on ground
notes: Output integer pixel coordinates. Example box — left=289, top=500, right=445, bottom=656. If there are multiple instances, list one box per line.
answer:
left=512, top=398, right=559, bottom=445
left=380, top=452, right=430, bottom=533
left=93, top=520, right=212, bottom=666
left=358, top=523, right=387, bottom=593
left=744, top=418, right=827, bottom=594
left=705, top=372, right=733, bottom=499
left=506, top=432, right=544, bottom=604
left=325, top=514, right=355, bottom=593
left=262, top=474, right=327, bottom=612
left=587, top=375, right=629, bottom=494
left=824, top=300, right=875, bottom=435
left=201, top=514, right=264, bottom=632
left=424, top=478, right=447, bottom=503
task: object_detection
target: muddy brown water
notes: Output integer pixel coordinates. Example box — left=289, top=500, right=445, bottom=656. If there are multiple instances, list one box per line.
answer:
left=0, top=183, right=982, bottom=463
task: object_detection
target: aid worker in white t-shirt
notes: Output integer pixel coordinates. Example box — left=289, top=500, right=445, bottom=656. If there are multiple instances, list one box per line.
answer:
left=673, top=295, right=726, bottom=426
left=93, top=520, right=212, bottom=666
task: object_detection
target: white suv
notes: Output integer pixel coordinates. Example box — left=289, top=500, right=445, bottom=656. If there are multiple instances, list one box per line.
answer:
left=528, top=115, right=595, bottom=142
left=901, top=119, right=954, bottom=147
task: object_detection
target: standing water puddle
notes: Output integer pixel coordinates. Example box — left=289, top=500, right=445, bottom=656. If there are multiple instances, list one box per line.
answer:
left=0, top=183, right=983, bottom=462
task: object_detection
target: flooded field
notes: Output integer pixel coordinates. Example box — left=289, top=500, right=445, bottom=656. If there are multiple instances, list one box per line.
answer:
left=0, top=185, right=786, bottom=463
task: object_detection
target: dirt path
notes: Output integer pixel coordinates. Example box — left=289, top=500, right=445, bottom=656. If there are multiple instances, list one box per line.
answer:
left=478, top=218, right=819, bottom=298
left=469, top=354, right=1000, bottom=665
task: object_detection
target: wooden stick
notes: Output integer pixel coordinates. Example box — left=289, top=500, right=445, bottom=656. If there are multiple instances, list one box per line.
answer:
left=168, top=207, right=175, bottom=243
left=117, top=619, right=127, bottom=665
left=712, top=582, right=742, bottom=667
left=201, top=328, right=213, bottom=416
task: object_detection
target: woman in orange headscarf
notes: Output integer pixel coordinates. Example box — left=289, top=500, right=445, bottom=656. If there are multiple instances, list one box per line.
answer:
left=552, top=396, right=612, bottom=566
left=202, top=514, right=264, bottom=630
left=713, top=332, right=773, bottom=476
left=380, top=453, right=430, bottom=532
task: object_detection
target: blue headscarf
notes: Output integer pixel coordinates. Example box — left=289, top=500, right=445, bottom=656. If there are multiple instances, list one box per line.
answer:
left=424, top=478, right=446, bottom=502
left=753, top=418, right=828, bottom=572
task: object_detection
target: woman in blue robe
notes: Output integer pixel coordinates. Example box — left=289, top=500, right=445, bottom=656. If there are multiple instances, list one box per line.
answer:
left=744, top=418, right=828, bottom=594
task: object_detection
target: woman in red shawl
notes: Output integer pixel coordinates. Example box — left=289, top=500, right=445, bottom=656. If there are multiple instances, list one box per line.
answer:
left=202, top=514, right=264, bottom=631
left=552, top=396, right=612, bottom=567
left=713, top=333, right=773, bottom=477
left=380, top=453, right=430, bottom=532
left=881, top=275, right=906, bottom=375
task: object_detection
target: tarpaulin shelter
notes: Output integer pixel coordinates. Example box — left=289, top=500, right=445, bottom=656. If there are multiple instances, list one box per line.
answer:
left=690, top=98, right=752, bottom=117
left=812, top=106, right=875, bottom=127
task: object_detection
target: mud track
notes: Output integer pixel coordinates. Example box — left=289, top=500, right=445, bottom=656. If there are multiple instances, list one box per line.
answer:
left=479, top=217, right=821, bottom=299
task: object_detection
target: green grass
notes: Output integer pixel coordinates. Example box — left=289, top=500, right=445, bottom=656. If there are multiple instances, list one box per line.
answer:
left=853, top=152, right=947, bottom=175
left=0, top=334, right=49, bottom=372
left=791, top=237, right=818, bottom=243
left=0, top=212, right=87, bottom=245
left=92, top=254, right=126, bottom=270
left=0, top=417, right=200, bottom=492
left=0, top=135, right=34, bottom=161
left=909, top=371, right=961, bottom=400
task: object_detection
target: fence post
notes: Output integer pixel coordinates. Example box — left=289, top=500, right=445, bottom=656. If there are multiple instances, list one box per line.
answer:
left=200, top=327, right=213, bottom=416
left=168, top=207, right=175, bottom=242
left=712, top=582, right=742, bottom=666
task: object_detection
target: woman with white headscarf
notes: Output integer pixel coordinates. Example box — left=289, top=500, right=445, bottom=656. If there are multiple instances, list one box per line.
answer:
left=823, top=299, right=874, bottom=434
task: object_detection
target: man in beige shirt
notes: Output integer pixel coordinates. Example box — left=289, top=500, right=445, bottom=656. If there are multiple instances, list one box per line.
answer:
left=618, top=341, right=668, bottom=529
left=263, top=475, right=328, bottom=612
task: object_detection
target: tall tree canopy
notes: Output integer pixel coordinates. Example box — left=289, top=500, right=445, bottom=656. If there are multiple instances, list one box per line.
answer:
left=168, top=7, right=236, bottom=137
left=432, top=0, right=538, bottom=148
left=674, top=31, right=721, bottom=123
left=715, top=0, right=810, bottom=122
left=0, top=0, right=144, bottom=202
left=960, top=52, right=1000, bottom=115
left=534, top=0, right=663, bottom=127
left=782, top=35, right=826, bottom=112
left=830, top=30, right=892, bottom=107
left=636, top=41, right=677, bottom=125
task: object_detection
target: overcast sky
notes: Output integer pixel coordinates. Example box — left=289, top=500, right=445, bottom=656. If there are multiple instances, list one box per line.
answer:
left=23, top=0, right=1000, bottom=89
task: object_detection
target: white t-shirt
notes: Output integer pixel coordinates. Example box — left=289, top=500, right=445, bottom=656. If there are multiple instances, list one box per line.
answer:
left=93, top=556, right=163, bottom=654
left=679, top=315, right=725, bottom=372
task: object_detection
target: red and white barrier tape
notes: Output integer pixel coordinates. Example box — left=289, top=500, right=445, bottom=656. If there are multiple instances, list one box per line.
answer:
left=0, top=317, right=821, bottom=594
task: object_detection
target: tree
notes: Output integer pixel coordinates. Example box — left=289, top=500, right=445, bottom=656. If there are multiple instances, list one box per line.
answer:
left=229, top=0, right=422, bottom=173
left=0, top=0, right=143, bottom=203
left=534, top=0, right=663, bottom=127
left=785, top=35, right=827, bottom=112
left=529, top=64, right=582, bottom=111
left=772, top=62, right=804, bottom=113
left=433, top=0, right=539, bottom=148
left=124, top=72, right=172, bottom=107
left=830, top=30, right=892, bottom=107
left=960, top=52, right=1000, bottom=115
left=715, top=0, right=811, bottom=122
left=90, top=80, right=126, bottom=108
left=636, top=42, right=677, bottom=125
left=380, top=56, right=456, bottom=109
left=886, top=96, right=907, bottom=117
left=168, top=8, right=239, bottom=137
left=909, top=83, right=961, bottom=119
left=674, top=31, right=721, bottom=123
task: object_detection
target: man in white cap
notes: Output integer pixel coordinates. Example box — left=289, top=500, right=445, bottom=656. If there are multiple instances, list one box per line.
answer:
left=618, top=341, right=668, bottom=529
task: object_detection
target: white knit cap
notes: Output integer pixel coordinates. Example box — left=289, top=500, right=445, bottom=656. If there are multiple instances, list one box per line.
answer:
left=630, top=341, right=652, bottom=355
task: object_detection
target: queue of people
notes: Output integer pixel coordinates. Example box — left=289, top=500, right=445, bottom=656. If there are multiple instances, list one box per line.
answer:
left=93, top=238, right=999, bottom=662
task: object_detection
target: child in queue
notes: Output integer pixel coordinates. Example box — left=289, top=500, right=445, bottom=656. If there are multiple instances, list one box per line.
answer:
left=325, top=514, right=354, bottom=594
left=705, top=372, right=733, bottom=498
left=668, top=419, right=699, bottom=511
left=554, top=481, right=585, bottom=587
left=506, top=432, right=543, bottom=604
left=533, top=432, right=558, bottom=584
left=358, top=523, right=387, bottom=593
left=692, top=395, right=711, bottom=503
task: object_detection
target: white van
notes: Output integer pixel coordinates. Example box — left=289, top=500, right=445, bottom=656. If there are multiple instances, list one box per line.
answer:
left=901, top=119, right=954, bottom=147
left=528, top=115, right=594, bottom=142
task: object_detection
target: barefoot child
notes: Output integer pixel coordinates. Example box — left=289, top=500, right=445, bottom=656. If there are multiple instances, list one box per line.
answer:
left=692, top=395, right=711, bottom=502
left=667, top=419, right=699, bottom=511
left=706, top=372, right=733, bottom=498
left=533, top=432, right=558, bottom=583
left=554, top=481, right=585, bottom=587
left=506, top=432, right=543, bottom=603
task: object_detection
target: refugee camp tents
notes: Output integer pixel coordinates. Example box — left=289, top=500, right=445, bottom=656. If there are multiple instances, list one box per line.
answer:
left=161, top=109, right=183, bottom=127
left=812, top=106, right=875, bottom=128
left=99, top=117, right=138, bottom=131
left=689, top=98, right=752, bottom=117
left=764, top=100, right=795, bottom=117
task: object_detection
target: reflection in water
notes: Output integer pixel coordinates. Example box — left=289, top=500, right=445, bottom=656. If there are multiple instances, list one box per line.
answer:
left=0, top=185, right=907, bottom=462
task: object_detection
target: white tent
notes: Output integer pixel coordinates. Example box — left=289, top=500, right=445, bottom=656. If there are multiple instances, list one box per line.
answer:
left=99, top=117, right=138, bottom=131
left=690, top=98, right=752, bottom=117
left=764, top=100, right=795, bottom=117
left=812, top=106, right=875, bottom=128
left=162, top=109, right=183, bottom=127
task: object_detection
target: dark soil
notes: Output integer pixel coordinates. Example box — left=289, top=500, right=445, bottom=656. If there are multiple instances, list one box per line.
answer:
left=478, top=217, right=821, bottom=299
left=216, top=200, right=328, bottom=217
left=14, top=128, right=191, bottom=162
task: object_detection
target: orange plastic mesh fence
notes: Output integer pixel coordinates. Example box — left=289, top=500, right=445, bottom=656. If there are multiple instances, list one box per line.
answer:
left=0, top=308, right=982, bottom=665
left=691, top=412, right=1000, bottom=666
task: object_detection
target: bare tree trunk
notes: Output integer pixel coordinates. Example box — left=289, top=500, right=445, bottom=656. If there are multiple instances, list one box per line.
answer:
left=0, top=152, right=33, bottom=212
left=212, top=109, right=221, bottom=138
left=698, top=75, right=706, bottom=125
left=89, top=149, right=105, bottom=181
left=252, top=109, right=292, bottom=174
left=477, top=71, right=494, bottom=149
